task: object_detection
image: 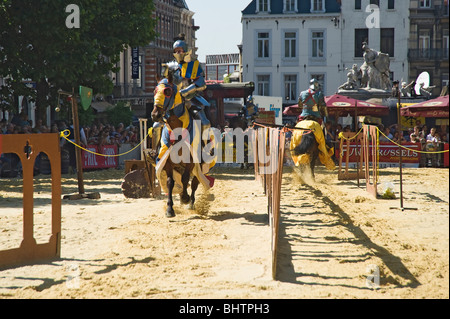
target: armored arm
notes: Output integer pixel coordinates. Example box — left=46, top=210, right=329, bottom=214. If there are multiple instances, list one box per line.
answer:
left=179, top=61, right=207, bottom=100
left=180, top=75, right=207, bottom=99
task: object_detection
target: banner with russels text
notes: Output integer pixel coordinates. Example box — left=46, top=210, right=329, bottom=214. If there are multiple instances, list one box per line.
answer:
left=338, top=142, right=421, bottom=168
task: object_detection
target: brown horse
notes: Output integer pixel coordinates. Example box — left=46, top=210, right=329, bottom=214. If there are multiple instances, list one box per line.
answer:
left=291, top=129, right=319, bottom=179
left=151, top=79, right=201, bottom=218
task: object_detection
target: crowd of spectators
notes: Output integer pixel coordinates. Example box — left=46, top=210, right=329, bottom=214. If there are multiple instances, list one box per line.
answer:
left=0, top=111, right=139, bottom=148
left=1, top=110, right=449, bottom=174
left=377, top=122, right=448, bottom=167
left=1, top=111, right=140, bottom=177
left=310, top=120, right=448, bottom=168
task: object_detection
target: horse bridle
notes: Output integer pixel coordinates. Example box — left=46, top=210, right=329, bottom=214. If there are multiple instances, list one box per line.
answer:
left=155, top=83, right=176, bottom=125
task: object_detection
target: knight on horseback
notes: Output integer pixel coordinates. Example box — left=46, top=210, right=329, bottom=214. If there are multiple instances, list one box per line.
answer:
left=150, top=62, right=215, bottom=218
left=171, top=34, right=211, bottom=132
left=290, top=78, right=335, bottom=171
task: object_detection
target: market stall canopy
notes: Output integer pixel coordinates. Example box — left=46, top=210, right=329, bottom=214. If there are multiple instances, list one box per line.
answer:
left=324, top=94, right=389, bottom=116
left=91, top=101, right=114, bottom=112
left=400, top=95, right=449, bottom=118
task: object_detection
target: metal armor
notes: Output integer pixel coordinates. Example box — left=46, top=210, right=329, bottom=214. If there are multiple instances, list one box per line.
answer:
left=171, top=38, right=210, bottom=130
left=298, top=79, right=327, bottom=121
left=174, top=60, right=210, bottom=130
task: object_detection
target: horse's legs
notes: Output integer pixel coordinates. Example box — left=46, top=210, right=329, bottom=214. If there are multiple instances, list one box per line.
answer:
left=180, top=164, right=192, bottom=204
left=166, top=170, right=175, bottom=218
left=189, top=176, right=200, bottom=210
left=310, top=144, right=319, bottom=179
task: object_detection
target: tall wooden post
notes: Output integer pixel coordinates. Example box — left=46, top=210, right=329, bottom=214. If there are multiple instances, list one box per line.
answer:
left=397, top=92, right=404, bottom=209
left=61, top=88, right=100, bottom=200
left=355, top=101, right=360, bottom=188
left=71, top=92, right=85, bottom=194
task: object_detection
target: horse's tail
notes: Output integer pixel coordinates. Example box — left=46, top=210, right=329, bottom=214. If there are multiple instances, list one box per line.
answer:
left=293, top=132, right=316, bottom=155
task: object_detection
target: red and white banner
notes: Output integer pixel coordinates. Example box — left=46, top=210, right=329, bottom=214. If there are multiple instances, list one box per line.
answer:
left=338, top=142, right=421, bottom=168
left=82, top=145, right=118, bottom=169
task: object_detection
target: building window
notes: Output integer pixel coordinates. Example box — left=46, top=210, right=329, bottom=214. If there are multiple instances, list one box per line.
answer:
left=257, top=32, right=270, bottom=58
left=355, top=0, right=362, bottom=10
left=257, top=74, right=271, bottom=96
left=381, top=28, right=395, bottom=57
left=388, top=0, right=395, bottom=10
left=311, top=31, right=324, bottom=59
left=257, top=0, right=270, bottom=12
left=444, top=30, right=449, bottom=59
left=419, top=30, right=431, bottom=49
left=419, top=30, right=431, bottom=58
left=284, top=32, right=297, bottom=58
left=284, top=0, right=296, bottom=12
left=355, top=28, right=368, bottom=57
left=284, top=74, right=297, bottom=102
left=419, top=0, right=431, bottom=8
left=311, top=0, right=325, bottom=12
left=370, top=0, right=380, bottom=6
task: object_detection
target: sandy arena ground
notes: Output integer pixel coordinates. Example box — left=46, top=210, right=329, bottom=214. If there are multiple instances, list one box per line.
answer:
left=0, top=162, right=448, bottom=299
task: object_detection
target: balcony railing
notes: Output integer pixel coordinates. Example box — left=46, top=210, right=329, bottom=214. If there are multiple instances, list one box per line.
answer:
left=408, top=48, right=449, bottom=61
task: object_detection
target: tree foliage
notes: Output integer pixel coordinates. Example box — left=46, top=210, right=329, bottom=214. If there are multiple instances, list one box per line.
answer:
left=0, top=0, right=156, bottom=122
left=105, top=101, right=134, bottom=127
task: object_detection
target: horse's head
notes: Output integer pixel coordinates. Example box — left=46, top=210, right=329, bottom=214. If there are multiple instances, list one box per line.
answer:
left=151, top=83, right=173, bottom=123
left=152, top=62, right=182, bottom=123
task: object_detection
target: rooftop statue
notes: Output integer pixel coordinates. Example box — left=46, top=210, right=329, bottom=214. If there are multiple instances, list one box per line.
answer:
left=338, top=42, right=392, bottom=91
left=338, top=64, right=360, bottom=90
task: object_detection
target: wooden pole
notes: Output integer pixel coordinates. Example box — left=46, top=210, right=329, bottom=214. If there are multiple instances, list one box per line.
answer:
left=58, top=88, right=100, bottom=200
left=71, top=90, right=85, bottom=194
left=397, top=91, right=404, bottom=209
left=355, top=101, right=360, bottom=188
left=389, top=88, right=417, bottom=211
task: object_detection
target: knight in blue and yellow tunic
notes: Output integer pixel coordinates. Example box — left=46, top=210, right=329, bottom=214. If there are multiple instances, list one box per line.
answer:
left=172, top=36, right=211, bottom=131
left=152, top=70, right=215, bottom=192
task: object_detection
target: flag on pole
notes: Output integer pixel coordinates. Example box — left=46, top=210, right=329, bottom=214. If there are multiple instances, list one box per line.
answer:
left=79, top=86, right=93, bottom=110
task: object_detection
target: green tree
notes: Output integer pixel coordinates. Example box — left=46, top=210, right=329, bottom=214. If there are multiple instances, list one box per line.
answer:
left=0, top=0, right=156, bottom=123
left=105, top=101, right=133, bottom=127
left=78, top=104, right=96, bottom=127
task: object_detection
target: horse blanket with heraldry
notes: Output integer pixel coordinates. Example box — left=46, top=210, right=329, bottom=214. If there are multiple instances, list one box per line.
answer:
left=290, top=120, right=335, bottom=170
left=153, top=79, right=215, bottom=194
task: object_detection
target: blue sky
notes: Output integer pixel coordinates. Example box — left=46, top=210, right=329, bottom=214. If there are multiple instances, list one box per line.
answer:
left=186, top=0, right=251, bottom=62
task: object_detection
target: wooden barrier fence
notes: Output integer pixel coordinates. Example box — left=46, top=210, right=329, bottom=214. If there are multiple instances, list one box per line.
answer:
left=252, top=123, right=379, bottom=279
left=338, top=132, right=365, bottom=181
left=253, top=126, right=286, bottom=280
left=0, top=133, right=61, bottom=269
left=362, top=125, right=379, bottom=198
left=337, top=125, right=379, bottom=197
